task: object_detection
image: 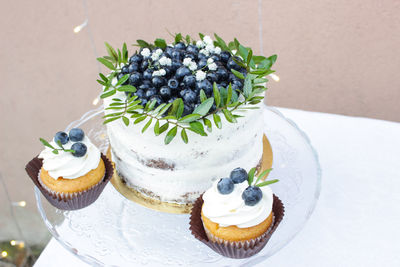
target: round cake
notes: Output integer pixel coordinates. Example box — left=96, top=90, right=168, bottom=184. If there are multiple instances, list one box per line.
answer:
left=99, top=33, right=277, bottom=212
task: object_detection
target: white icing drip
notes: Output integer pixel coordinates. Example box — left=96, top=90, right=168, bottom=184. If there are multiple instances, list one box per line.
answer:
left=202, top=180, right=273, bottom=228
left=38, top=136, right=101, bottom=179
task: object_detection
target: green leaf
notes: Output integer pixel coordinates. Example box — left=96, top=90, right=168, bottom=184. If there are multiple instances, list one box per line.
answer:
left=247, top=49, right=253, bottom=66
left=199, top=89, right=207, bottom=102
left=100, top=89, right=116, bottom=99
left=161, top=115, right=177, bottom=120
left=213, top=113, right=222, bottom=129
left=154, top=120, right=160, bottom=135
left=103, top=116, right=121, bottom=124
left=268, top=55, right=277, bottom=65
left=231, top=69, right=245, bottom=80
left=248, top=167, right=256, bottom=185
left=213, top=82, right=221, bottom=107
left=164, top=126, right=177, bottom=144
left=158, top=102, right=172, bottom=116
left=193, top=98, right=214, bottom=116
left=175, top=33, right=183, bottom=44
left=169, top=98, right=183, bottom=117
left=105, top=42, right=118, bottom=62
left=253, top=78, right=268, bottom=84
left=99, top=73, right=108, bottom=82
left=189, top=121, right=207, bottom=136
left=199, top=33, right=205, bottom=40
left=185, top=35, right=191, bottom=44
left=153, top=103, right=166, bottom=114
left=252, top=55, right=267, bottom=64
left=159, top=122, right=169, bottom=134
left=243, top=76, right=252, bottom=98
left=97, top=79, right=106, bottom=86
left=238, top=44, right=249, bottom=62
left=203, top=118, right=212, bottom=132
left=146, top=99, right=157, bottom=111
left=103, top=112, right=124, bottom=118
left=255, top=179, right=279, bottom=187
left=122, top=116, right=129, bottom=126
left=97, top=58, right=116, bottom=70
left=52, top=149, right=59, bottom=154
left=122, top=43, right=128, bottom=63
left=181, top=128, right=188, bottom=143
left=176, top=98, right=184, bottom=118
left=134, top=116, right=146, bottom=124
left=213, top=33, right=230, bottom=51
left=226, top=84, right=232, bottom=105
left=142, top=118, right=152, bottom=133
left=222, top=109, right=236, bottom=123
left=39, top=138, right=55, bottom=149
left=154, top=38, right=167, bottom=49
left=117, top=49, right=122, bottom=64
left=136, top=39, right=150, bottom=48
left=117, top=85, right=136, bottom=93
left=255, top=168, right=272, bottom=185
left=116, top=74, right=130, bottom=86
left=179, top=114, right=201, bottom=123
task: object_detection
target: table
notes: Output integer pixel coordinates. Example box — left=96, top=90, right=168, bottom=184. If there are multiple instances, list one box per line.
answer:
left=34, top=107, right=400, bottom=267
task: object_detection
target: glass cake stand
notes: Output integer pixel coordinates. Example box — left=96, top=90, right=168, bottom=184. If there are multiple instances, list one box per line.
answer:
left=35, top=104, right=321, bottom=267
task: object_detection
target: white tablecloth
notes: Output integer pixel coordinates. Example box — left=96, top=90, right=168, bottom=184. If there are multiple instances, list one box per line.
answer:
left=34, top=108, right=400, bottom=267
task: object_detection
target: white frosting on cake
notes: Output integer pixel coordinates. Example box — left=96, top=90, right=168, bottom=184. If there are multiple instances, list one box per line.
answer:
left=202, top=180, right=273, bottom=228
left=38, top=137, right=101, bottom=179
left=104, top=91, right=263, bottom=204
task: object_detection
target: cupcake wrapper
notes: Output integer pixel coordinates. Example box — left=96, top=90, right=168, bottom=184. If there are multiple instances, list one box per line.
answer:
left=25, top=154, right=113, bottom=210
left=189, top=194, right=285, bottom=259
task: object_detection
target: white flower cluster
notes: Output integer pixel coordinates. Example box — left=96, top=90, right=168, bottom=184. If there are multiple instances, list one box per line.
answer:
left=152, top=69, right=166, bottom=77
left=140, top=48, right=151, bottom=58
left=183, top=57, right=198, bottom=71
left=196, top=70, right=206, bottom=81
left=206, top=58, right=218, bottom=71
left=197, top=35, right=221, bottom=56
left=159, top=56, right=172, bottom=66
left=151, top=49, right=163, bottom=61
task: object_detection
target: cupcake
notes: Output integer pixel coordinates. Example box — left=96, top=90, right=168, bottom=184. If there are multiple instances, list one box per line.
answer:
left=25, top=128, right=113, bottom=210
left=190, top=167, right=284, bottom=258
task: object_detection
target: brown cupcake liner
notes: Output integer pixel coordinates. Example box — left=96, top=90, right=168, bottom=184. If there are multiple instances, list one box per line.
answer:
left=25, top=154, right=113, bottom=210
left=189, top=194, right=285, bottom=259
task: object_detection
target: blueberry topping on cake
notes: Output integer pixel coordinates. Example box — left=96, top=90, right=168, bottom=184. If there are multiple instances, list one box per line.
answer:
left=98, top=33, right=277, bottom=144
left=230, top=167, right=248, bottom=184
left=217, top=178, right=234, bottom=194
left=69, top=128, right=84, bottom=142
left=241, top=186, right=263, bottom=206
left=71, top=142, right=87, bottom=157
left=54, top=132, right=69, bottom=145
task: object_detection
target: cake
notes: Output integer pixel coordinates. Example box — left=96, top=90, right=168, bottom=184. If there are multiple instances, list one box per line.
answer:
left=38, top=128, right=105, bottom=197
left=98, top=33, right=277, bottom=213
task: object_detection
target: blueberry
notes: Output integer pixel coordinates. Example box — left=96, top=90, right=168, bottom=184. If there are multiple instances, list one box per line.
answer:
left=220, top=81, right=228, bottom=88
left=138, top=83, right=150, bottom=91
left=127, top=63, right=138, bottom=73
left=171, top=60, right=182, bottom=71
left=167, top=78, right=179, bottom=92
left=141, top=60, right=149, bottom=71
left=174, top=42, right=186, bottom=50
left=129, top=72, right=142, bottom=86
left=142, top=69, right=153, bottom=80
left=168, top=96, right=178, bottom=103
left=145, top=87, right=157, bottom=98
left=242, top=186, right=263, bottom=206
left=71, top=142, right=87, bottom=157
left=184, top=52, right=197, bottom=61
left=211, top=55, right=221, bottom=62
left=216, top=67, right=229, bottom=82
left=227, top=57, right=242, bottom=71
left=69, top=128, right=84, bottom=142
left=196, top=80, right=213, bottom=96
left=182, top=89, right=197, bottom=104
left=171, top=50, right=182, bottom=61
left=135, top=89, right=146, bottom=99
left=121, top=65, right=129, bottom=74
left=54, top=131, right=69, bottom=145
left=231, top=83, right=241, bottom=92
left=129, top=54, right=143, bottom=64
left=165, top=46, right=174, bottom=56
left=206, top=72, right=218, bottom=83
left=197, top=52, right=207, bottom=60
left=159, top=86, right=171, bottom=100
left=220, top=51, right=231, bottom=63
left=197, top=58, right=207, bottom=69
left=230, top=167, right=248, bottom=184
left=182, top=103, right=194, bottom=116
left=152, top=76, right=166, bottom=88
left=217, top=178, right=234, bottom=194
left=149, top=95, right=163, bottom=106
left=164, top=66, right=173, bottom=78
left=140, top=98, right=148, bottom=106
left=186, top=44, right=199, bottom=54
left=183, top=75, right=196, bottom=88
left=175, top=67, right=191, bottom=80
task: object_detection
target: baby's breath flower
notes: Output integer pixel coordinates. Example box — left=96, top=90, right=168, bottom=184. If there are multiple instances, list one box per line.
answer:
left=195, top=70, right=206, bottom=81
left=208, top=63, right=218, bottom=71
left=189, top=61, right=198, bottom=71
left=140, top=48, right=151, bottom=58
left=183, top=58, right=192, bottom=66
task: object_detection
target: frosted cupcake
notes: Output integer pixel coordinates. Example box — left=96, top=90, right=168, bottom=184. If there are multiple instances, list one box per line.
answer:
left=190, top=167, right=284, bottom=258
left=26, top=128, right=113, bottom=210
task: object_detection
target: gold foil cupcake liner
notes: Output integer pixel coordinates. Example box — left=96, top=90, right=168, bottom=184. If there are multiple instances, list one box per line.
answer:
left=189, top=194, right=285, bottom=259
left=25, top=154, right=113, bottom=210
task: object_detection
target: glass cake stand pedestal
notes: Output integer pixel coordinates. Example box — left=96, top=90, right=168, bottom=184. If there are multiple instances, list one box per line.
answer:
left=35, top=105, right=321, bottom=267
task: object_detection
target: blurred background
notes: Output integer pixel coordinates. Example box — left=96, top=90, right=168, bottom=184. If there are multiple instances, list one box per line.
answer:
left=1, top=0, right=399, bottom=265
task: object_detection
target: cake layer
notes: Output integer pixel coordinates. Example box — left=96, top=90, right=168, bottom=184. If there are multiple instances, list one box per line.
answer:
left=104, top=92, right=264, bottom=204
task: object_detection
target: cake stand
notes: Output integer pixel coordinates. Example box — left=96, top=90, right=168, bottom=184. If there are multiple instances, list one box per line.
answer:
left=35, top=104, right=321, bottom=267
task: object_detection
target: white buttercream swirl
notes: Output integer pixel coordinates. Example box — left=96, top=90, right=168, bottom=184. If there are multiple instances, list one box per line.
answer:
left=202, top=180, right=273, bottom=228
left=38, top=136, right=101, bottom=179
